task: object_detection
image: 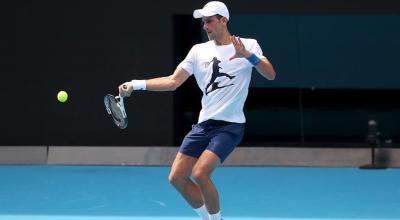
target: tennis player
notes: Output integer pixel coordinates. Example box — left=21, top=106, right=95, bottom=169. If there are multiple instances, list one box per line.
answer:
left=119, top=1, right=276, bottom=219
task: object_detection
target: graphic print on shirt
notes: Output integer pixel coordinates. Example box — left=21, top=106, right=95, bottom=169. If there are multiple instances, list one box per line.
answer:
left=205, top=57, right=236, bottom=95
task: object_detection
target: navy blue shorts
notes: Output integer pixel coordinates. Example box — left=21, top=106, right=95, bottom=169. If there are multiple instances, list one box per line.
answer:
left=179, top=120, right=245, bottom=163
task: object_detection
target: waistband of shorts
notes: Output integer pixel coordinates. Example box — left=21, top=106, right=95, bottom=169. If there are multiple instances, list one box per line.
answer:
left=199, top=119, right=236, bottom=126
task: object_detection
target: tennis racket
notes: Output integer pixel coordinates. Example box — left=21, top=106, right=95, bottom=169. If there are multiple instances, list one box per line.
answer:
left=104, top=86, right=128, bottom=129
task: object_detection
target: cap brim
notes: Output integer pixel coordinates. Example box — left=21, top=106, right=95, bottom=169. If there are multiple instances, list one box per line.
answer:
left=193, top=9, right=217, bottom=19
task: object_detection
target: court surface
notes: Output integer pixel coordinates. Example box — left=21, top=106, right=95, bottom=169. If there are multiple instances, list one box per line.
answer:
left=0, top=165, right=399, bottom=220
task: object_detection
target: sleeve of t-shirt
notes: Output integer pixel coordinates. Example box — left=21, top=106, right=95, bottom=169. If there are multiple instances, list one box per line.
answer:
left=177, top=45, right=197, bottom=75
left=249, top=40, right=266, bottom=59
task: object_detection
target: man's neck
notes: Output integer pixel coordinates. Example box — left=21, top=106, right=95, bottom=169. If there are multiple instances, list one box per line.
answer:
left=213, top=31, right=232, bottom=46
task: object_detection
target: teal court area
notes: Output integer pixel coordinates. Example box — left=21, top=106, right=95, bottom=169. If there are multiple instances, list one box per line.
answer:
left=0, top=165, right=399, bottom=220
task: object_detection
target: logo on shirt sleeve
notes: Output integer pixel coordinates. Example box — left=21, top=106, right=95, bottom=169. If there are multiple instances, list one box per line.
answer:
left=205, top=57, right=235, bottom=95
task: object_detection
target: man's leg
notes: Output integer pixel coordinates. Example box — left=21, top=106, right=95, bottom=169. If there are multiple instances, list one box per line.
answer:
left=168, top=152, right=204, bottom=208
left=191, top=150, right=221, bottom=215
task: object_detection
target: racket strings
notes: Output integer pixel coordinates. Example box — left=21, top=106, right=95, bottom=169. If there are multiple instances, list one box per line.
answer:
left=110, top=99, right=124, bottom=122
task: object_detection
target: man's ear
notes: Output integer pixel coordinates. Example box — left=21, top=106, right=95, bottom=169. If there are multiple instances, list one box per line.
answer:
left=222, top=17, right=228, bottom=24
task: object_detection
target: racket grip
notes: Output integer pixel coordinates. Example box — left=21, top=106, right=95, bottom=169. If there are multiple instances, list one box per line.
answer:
left=123, top=85, right=127, bottom=89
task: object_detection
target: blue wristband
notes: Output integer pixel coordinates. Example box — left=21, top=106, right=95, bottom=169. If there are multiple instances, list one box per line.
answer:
left=246, top=53, right=261, bottom=66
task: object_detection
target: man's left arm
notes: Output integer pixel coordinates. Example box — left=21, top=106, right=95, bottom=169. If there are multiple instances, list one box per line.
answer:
left=230, top=36, right=276, bottom=80
left=253, top=57, right=276, bottom=80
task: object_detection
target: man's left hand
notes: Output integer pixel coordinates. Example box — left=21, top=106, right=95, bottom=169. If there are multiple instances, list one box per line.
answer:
left=229, top=35, right=252, bottom=60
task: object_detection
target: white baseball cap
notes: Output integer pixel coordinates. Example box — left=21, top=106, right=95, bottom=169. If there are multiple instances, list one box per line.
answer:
left=193, top=1, right=230, bottom=20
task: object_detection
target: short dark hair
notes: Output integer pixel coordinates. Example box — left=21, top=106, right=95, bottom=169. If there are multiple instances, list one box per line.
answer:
left=215, top=14, right=223, bottom=20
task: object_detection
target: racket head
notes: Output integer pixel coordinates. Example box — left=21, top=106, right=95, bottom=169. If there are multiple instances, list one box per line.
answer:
left=104, top=94, right=128, bottom=129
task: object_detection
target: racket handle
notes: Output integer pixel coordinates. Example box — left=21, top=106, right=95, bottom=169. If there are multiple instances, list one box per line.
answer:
left=123, top=85, right=127, bottom=89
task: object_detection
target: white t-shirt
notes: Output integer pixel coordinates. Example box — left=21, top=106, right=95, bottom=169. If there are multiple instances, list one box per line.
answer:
left=178, top=38, right=265, bottom=123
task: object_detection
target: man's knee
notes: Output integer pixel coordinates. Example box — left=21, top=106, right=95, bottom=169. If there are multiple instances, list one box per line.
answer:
left=169, top=172, right=189, bottom=188
left=192, top=168, right=211, bottom=185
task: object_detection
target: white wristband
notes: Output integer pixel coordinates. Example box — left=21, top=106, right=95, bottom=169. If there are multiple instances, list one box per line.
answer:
left=130, top=80, right=146, bottom=90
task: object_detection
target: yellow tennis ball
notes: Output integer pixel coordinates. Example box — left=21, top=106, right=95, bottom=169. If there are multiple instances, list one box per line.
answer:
left=57, top=91, right=68, bottom=103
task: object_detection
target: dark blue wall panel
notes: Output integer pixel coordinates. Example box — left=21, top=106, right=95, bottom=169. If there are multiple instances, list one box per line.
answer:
left=231, top=15, right=400, bottom=89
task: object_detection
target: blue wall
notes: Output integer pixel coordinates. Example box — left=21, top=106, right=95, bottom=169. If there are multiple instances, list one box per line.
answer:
left=230, top=15, right=400, bottom=89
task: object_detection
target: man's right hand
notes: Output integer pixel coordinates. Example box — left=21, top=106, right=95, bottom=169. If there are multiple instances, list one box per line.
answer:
left=118, top=82, right=133, bottom=97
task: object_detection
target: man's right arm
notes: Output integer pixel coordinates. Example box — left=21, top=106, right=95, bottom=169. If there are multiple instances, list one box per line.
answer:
left=119, top=67, right=192, bottom=97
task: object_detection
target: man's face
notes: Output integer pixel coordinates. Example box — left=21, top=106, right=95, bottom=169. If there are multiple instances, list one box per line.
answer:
left=202, top=15, right=224, bottom=40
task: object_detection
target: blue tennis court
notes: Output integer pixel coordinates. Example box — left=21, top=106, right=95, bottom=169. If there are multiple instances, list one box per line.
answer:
left=1, top=165, right=399, bottom=220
